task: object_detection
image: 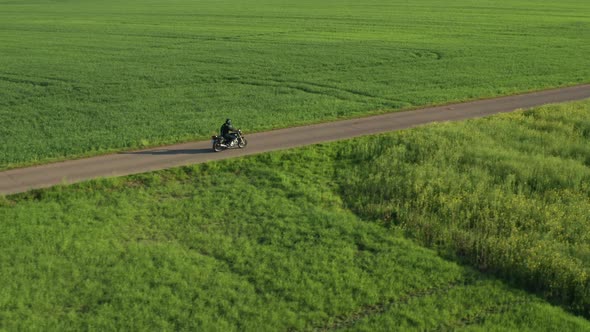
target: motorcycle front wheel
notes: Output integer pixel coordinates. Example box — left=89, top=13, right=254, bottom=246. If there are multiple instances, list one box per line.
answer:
left=238, top=138, right=248, bottom=148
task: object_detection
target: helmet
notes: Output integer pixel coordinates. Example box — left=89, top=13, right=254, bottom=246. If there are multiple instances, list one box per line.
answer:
left=225, top=118, right=232, bottom=125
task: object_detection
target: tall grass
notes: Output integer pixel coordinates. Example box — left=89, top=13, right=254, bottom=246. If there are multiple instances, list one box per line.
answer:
left=5, top=151, right=587, bottom=330
left=1, top=0, right=589, bottom=168
left=335, top=100, right=590, bottom=315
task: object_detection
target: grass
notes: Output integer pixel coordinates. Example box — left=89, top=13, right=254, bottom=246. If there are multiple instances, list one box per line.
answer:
left=1, top=100, right=590, bottom=329
left=1, top=0, right=589, bottom=169
left=334, top=99, right=590, bottom=316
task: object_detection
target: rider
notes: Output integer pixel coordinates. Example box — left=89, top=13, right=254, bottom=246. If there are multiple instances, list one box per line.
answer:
left=220, top=118, right=238, bottom=146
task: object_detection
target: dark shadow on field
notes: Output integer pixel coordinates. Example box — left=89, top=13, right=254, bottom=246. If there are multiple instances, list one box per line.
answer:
left=120, top=148, right=213, bottom=155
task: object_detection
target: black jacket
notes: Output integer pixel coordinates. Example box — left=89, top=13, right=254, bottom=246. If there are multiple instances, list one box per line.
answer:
left=220, top=123, right=236, bottom=136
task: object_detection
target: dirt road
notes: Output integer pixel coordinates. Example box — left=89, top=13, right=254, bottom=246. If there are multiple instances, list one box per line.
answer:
left=2, top=84, right=589, bottom=195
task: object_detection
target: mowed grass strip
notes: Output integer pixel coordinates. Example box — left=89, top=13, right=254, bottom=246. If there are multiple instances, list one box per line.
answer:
left=2, top=100, right=590, bottom=329
left=1, top=0, right=589, bottom=169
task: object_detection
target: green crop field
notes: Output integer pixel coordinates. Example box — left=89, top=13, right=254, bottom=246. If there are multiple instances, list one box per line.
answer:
left=1, top=100, right=590, bottom=329
left=1, top=0, right=589, bottom=169
left=334, top=100, right=590, bottom=317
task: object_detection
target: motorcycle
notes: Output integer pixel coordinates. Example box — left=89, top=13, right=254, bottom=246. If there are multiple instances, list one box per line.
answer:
left=211, top=129, right=248, bottom=152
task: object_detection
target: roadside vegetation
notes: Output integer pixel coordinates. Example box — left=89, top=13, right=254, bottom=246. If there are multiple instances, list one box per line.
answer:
left=335, top=99, right=590, bottom=317
left=1, top=100, right=590, bottom=329
left=1, top=0, right=589, bottom=169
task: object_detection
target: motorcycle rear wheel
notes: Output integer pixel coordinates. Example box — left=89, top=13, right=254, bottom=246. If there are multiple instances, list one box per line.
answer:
left=213, top=141, right=224, bottom=152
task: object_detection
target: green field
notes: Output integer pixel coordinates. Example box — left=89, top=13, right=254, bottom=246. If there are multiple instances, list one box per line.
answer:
left=2, top=100, right=590, bottom=329
left=335, top=100, right=590, bottom=316
left=1, top=0, right=589, bottom=169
